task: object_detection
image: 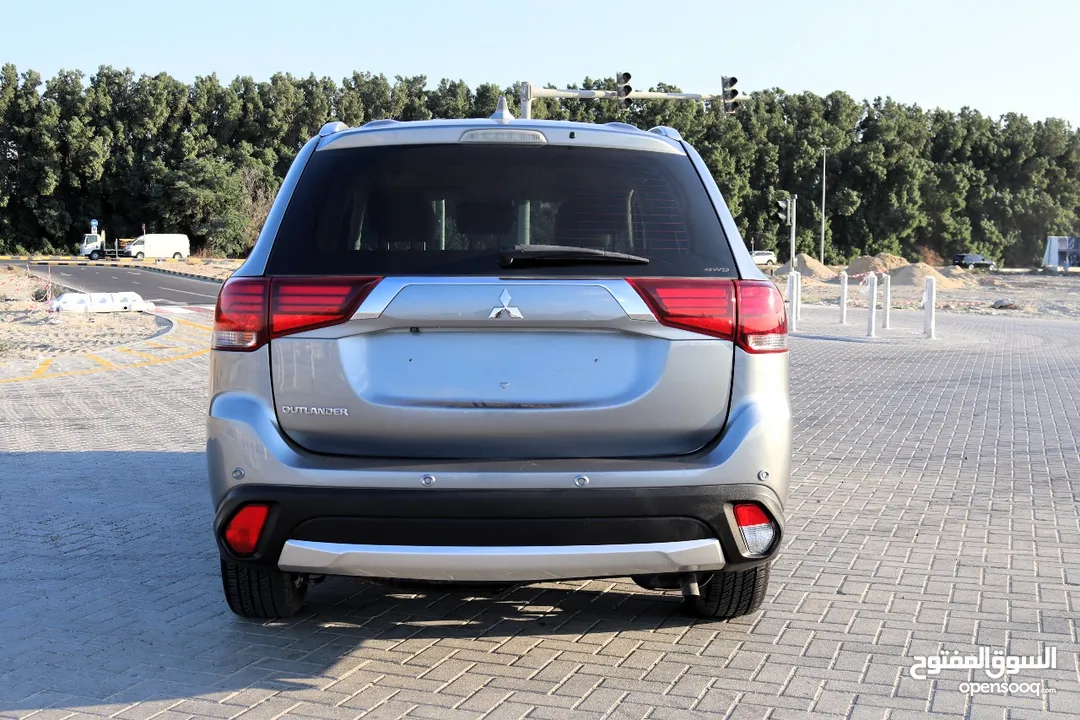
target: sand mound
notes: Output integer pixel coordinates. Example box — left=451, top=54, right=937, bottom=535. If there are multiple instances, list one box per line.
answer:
left=775, top=253, right=837, bottom=280
left=846, top=256, right=888, bottom=276
left=874, top=252, right=909, bottom=271
left=889, top=262, right=963, bottom=290
left=939, top=265, right=979, bottom=286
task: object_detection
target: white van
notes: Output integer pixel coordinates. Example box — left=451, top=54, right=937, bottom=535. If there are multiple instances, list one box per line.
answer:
left=123, top=234, right=190, bottom=260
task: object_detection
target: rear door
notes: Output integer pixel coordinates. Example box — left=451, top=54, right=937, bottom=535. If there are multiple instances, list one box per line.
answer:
left=262, top=140, right=741, bottom=460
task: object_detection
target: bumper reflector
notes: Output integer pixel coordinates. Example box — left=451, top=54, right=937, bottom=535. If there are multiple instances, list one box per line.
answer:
left=734, top=503, right=776, bottom=555
left=224, top=504, right=270, bottom=556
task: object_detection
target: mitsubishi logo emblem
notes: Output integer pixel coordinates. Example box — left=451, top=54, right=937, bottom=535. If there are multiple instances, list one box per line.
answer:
left=489, top=289, right=523, bottom=319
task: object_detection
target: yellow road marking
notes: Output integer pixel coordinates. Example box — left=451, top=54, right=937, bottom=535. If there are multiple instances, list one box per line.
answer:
left=85, top=354, right=115, bottom=369
left=116, top=347, right=158, bottom=361
left=145, top=341, right=171, bottom=348
left=30, top=359, right=54, bottom=377
left=176, top=318, right=213, bottom=332
left=0, top=348, right=210, bottom=384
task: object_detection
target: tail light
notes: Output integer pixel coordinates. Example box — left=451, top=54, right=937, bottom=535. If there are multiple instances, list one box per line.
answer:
left=627, top=278, right=786, bottom=353
left=733, top=503, right=777, bottom=555
left=735, top=280, right=788, bottom=353
left=223, top=504, right=270, bottom=556
left=212, top=276, right=382, bottom=351
left=212, top=278, right=269, bottom=351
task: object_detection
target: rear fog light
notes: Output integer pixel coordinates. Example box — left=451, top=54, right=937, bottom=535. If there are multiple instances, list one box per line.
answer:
left=733, top=503, right=776, bottom=555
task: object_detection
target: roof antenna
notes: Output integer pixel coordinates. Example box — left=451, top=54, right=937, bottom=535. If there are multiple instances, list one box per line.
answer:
left=490, top=96, right=515, bottom=125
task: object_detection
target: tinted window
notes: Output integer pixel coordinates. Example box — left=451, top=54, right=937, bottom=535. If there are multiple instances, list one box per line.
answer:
left=266, top=144, right=735, bottom=277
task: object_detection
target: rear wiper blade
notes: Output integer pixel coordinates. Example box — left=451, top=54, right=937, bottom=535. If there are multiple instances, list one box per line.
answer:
left=498, top=244, right=650, bottom=268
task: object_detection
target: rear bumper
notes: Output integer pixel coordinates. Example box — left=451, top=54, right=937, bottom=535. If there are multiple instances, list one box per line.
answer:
left=278, top=539, right=725, bottom=582
left=213, top=484, right=784, bottom=581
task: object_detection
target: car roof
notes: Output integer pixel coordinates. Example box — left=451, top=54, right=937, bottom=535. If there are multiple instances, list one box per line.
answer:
left=317, top=117, right=686, bottom=155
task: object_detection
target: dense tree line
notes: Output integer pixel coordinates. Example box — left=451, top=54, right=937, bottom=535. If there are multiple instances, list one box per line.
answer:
left=1, top=64, right=1077, bottom=265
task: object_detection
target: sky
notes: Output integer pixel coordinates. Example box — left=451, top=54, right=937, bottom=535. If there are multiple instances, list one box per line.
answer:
left=1, top=0, right=1076, bottom=124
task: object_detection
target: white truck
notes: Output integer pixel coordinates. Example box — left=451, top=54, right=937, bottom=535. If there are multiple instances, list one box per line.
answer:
left=121, top=234, right=190, bottom=260
left=79, top=231, right=126, bottom=260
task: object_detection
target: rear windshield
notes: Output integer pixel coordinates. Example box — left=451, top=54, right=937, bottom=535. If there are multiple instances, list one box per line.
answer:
left=265, top=144, right=736, bottom=277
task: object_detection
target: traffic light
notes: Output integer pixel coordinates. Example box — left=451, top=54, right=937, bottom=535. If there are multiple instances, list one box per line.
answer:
left=616, top=72, right=632, bottom=110
left=776, top=197, right=792, bottom=225
left=721, top=76, right=743, bottom=114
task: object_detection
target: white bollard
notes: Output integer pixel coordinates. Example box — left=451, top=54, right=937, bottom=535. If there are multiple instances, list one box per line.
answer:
left=882, top=272, right=892, bottom=330
left=838, top=272, right=846, bottom=325
left=924, top=276, right=936, bottom=339
left=866, top=273, right=878, bottom=338
left=794, top=271, right=803, bottom=322
left=787, top=271, right=799, bottom=332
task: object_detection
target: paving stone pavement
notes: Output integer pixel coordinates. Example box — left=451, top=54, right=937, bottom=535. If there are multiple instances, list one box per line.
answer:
left=0, top=306, right=1077, bottom=719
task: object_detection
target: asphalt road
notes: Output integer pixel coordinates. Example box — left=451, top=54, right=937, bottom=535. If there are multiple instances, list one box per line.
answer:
left=9, top=262, right=222, bottom=306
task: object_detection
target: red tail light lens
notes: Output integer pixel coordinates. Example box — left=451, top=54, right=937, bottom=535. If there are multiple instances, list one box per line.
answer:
left=627, top=278, right=736, bottom=340
left=212, top=276, right=382, bottom=351
left=223, top=504, right=270, bottom=556
left=627, top=278, right=787, bottom=354
left=734, top=503, right=770, bottom=527
left=213, top=277, right=270, bottom=351
left=735, top=280, right=787, bottom=353
left=270, top=277, right=381, bottom=338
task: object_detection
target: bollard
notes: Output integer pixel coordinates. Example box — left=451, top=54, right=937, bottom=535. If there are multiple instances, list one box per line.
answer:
left=924, top=276, right=936, bottom=339
left=794, top=271, right=803, bottom=322
left=839, top=271, right=848, bottom=324
left=787, top=271, right=799, bottom=332
left=866, top=273, right=878, bottom=338
left=882, top=272, right=892, bottom=330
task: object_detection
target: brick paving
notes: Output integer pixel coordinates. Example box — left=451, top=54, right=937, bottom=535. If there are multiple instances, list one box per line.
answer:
left=0, top=306, right=1077, bottom=719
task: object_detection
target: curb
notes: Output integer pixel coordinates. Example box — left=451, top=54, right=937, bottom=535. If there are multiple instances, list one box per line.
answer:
left=139, top=265, right=226, bottom=284
left=0, top=255, right=241, bottom=265
left=13, top=259, right=229, bottom=284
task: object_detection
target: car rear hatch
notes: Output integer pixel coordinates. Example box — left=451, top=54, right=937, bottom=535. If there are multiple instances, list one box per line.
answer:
left=213, top=133, right=785, bottom=459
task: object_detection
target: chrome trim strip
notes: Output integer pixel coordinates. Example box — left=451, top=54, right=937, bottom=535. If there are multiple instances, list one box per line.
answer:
left=277, top=538, right=725, bottom=582
left=350, top=277, right=657, bottom=323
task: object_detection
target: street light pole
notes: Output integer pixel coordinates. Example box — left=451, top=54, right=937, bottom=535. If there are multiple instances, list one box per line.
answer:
left=820, top=147, right=826, bottom=266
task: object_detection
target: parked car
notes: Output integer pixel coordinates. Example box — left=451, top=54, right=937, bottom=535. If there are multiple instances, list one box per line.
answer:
left=123, top=233, right=190, bottom=260
left=952, top=253, right=996, bottom=270
left=751, top=250, right=778, bottom=266
left=207, top=107, right=792, bottom=620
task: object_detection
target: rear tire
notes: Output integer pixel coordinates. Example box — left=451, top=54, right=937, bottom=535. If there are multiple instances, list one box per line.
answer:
left=220, top=558, right=308, bottom=619
left=685, top=563, right=770, bottom=620
left=173, top=252, right=182, bottom=259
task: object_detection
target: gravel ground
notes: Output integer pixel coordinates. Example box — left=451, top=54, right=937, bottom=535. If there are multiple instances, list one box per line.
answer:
left=170, top=259, right=242, bottom=280
left=0, top=267, right=170, bottom=362
left=776, top=267, right=1080, bottom=319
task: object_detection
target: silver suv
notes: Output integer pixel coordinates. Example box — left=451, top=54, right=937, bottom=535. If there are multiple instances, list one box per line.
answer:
left=207, top=103, right=792, bottom=620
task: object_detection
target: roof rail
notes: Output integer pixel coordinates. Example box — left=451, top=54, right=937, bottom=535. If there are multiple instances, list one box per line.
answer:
left=604, top=122, right=640, bottom=132
left=360, top=119, right=401, bottom=130
left=318, top=121, right=348, bottom=137
left=648, top=126, right=683, bottom=141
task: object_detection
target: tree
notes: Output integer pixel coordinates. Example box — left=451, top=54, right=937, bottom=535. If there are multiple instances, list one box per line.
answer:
left=0, top=66, right=1077, bottom=261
